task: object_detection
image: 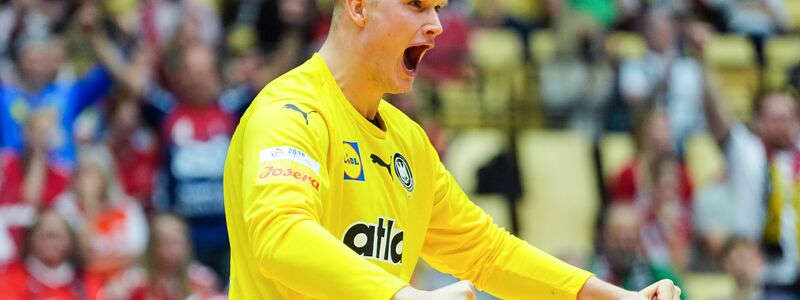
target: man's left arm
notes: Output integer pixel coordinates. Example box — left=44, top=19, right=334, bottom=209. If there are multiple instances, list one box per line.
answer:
left=72, top=2, right=122, bottom=112
left=419, top=133, right=680, bottom=299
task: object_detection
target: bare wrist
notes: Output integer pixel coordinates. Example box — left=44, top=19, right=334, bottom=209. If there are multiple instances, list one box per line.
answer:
left=391, top=286, right=425, bottom=300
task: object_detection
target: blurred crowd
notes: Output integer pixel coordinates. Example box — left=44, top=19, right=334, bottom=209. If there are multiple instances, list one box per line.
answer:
left=1, top=0, right=800, bottom=299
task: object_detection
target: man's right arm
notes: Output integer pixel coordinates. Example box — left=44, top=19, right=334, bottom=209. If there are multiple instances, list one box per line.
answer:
left=239, top=103, right=408, bottom=299
left=701, top=65, right=735, bottom=146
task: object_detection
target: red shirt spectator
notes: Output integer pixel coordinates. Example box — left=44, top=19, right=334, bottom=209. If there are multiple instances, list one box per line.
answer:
left=610, top=158, right=694, bottom=206
left=0, top=260, right=86, bottom=300
left=0, top=150, right=70, bottom=261
left=0, top=210, right=86, bottom=300
left=112, top=130, right=159, bottom=208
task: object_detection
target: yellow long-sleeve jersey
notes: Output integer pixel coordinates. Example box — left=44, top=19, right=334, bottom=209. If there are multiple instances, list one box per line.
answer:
left=223, top=54, right=593, bottom=299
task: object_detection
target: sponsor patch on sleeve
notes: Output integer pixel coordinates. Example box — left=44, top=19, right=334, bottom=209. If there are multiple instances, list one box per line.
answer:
left=255, top=160, right=321, bottom=191
left=259, top=146, right=321, bottom=174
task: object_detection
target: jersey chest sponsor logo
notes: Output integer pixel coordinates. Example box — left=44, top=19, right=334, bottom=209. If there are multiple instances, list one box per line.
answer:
left=343, top=217, right=403, bottom=264
left=343, top=141, right=365, bottom=181
left=370, top=152, right=414, bottom=192
left=258, top=165, right=320, bottom=191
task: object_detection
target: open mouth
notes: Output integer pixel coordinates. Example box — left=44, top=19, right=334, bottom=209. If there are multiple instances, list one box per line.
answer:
left=403, top=45, right=430, bottom=74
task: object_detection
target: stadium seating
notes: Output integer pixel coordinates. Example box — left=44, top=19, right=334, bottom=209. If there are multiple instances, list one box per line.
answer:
left=786, top=0, right=800, bottom=31
left=684, top=272, right=735, bottom=300
left=530, top=29, right=556, bottom=64
left=500, top=0, right=542, bottom=22
left=444, top=129, right=510, bottom=193
left=606, top=31, right=647, bottom=60
left=466, top=0, right=541, bottom=23
left=704, top=34, right=759, bottom=121
left=685, top=132, right=725, bottom=190
left=444, top=129, right=514, bottom=230
left=516, top=130, right=598, bottom=263
left=436, top=81, right=483, bottom=128
left=765, top=35, right=800, bottom=89
left=470, top=28, right=527, bottom=127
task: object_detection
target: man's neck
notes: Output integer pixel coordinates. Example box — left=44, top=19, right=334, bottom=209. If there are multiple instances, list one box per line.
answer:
left=318, top=37, right=384, bottom=120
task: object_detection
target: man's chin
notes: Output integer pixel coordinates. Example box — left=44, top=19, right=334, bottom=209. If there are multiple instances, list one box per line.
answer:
left=389, top=83, right=414, bottom=95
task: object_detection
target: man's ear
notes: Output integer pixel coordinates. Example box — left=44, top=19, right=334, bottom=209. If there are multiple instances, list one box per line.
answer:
left=343, top=0, right=368, bottom=28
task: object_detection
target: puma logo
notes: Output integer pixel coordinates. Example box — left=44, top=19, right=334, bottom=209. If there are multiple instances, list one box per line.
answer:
left=370, top=154, right=392, bottom=179
left=283, top=104, right=317, bottom=125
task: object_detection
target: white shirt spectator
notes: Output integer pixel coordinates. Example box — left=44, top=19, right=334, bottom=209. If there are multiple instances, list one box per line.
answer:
left=620, top=51, right=705, bottom=149
left=724, top=124, right=799, bottom=285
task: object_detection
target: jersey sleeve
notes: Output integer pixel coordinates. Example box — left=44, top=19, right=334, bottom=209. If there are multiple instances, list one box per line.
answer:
left=237, top=102, right=408, bottom=299
left=418, top=131, right=593, bottom=299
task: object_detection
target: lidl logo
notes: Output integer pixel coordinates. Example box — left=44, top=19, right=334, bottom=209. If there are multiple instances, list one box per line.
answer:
left=343, top=141, right=365, bottom=181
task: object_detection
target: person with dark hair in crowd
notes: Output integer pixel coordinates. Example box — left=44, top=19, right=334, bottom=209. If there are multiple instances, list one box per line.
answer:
left=139, top=43, right=234, bottom=282
left=0, top=210, right=86, bottom=300
left=106, top=96, right=160, bottom=211
left=719, top=237, right=766, bottom=300
left=53, top=145, right=148, bottom=299
left=143, top=214, right=223, bottom=299
left=590, top=203, right=685, bottom=297
left=704, top=65, right=800, bottom=296
left=0, top=108, right=70, bottom=265
left=609, top=108, right=694, bottom=270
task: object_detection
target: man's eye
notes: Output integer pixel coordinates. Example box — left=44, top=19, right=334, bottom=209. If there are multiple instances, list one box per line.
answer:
left=435, top=5, right=442, bottom=12
left=410, top=0, right=422, bottom=8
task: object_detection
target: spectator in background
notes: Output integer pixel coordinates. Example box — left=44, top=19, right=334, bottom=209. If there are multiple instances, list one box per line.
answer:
left=539, top=12, right=614, bottom=136
left=609, top=109, right=693, bottom=270
left=639, top=156, right=692, bottom=271
left=611, top=109, right=693, bottom=214
left=145, top=44, right=233, bottom=281
left=590, top=203, right=685, bottom=297
left=143, top=214, right=223, bottom=299
left=0, top=210, right=86, bottom=300
left=703, top=67, right=800, bottom=296
left=106, top=96, right=159, bottom=211
left=0, top=108, right=70, bottom=264
left=719, top=238, right=766, bottom=300
left=53, top=146, right=148, bottom=299
left=619, top=8, right=705, bottom=152
left=0, top=4, right=117, bottom=169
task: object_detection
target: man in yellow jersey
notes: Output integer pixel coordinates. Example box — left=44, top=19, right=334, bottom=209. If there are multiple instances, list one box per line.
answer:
left=223, top=0, right=683, bottom=299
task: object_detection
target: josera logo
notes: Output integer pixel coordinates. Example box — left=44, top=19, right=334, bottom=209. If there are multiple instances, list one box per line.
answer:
left=343, top=141, right=365, bottom=181
left=343, top=217, right=403, bottom=264
left=258, top=165, right=320, bottom=191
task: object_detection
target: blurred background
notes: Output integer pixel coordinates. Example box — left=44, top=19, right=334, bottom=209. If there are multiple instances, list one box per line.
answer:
left=2, top=0, right=800, bottom=299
